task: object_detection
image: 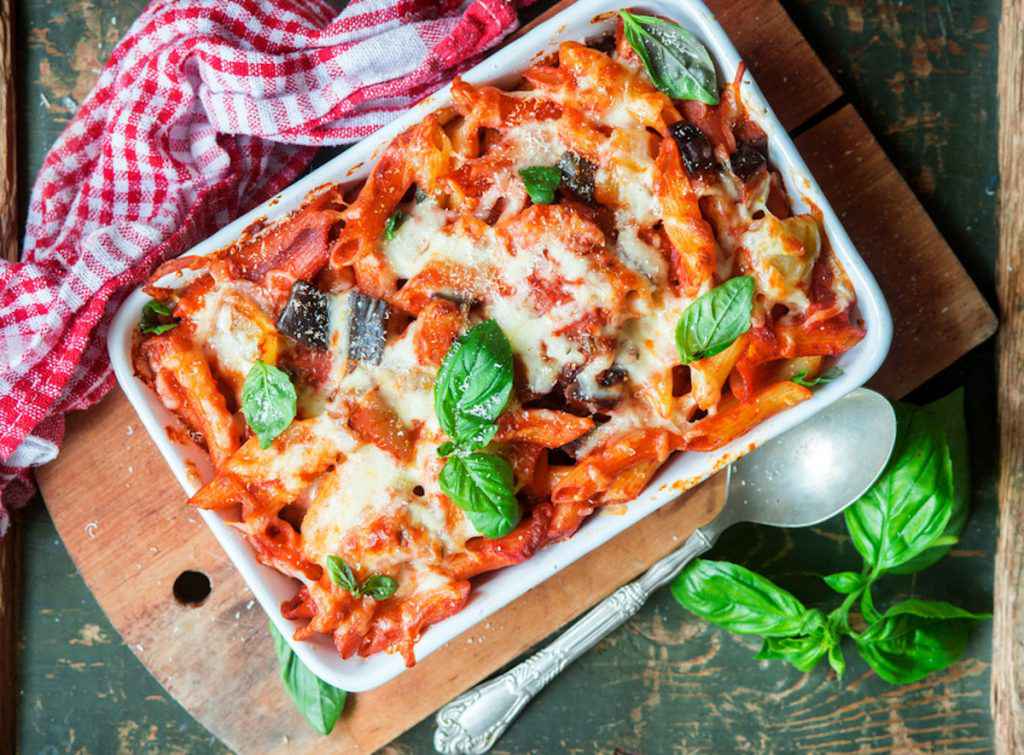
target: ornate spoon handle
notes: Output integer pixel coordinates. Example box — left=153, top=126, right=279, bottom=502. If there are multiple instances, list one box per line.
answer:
left=433, top=528, right=716, bottom=755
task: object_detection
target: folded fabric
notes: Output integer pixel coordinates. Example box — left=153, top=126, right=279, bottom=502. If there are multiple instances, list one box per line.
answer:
left=0, top=0, right=531, bottom=535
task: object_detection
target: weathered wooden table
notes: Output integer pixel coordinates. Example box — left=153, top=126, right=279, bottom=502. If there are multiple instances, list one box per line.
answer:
left=15, top=0, right=1002, bottom=752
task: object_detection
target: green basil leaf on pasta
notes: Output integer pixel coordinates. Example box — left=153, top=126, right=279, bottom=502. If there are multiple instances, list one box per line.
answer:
left=844, top=389, right=968, bottom=576
left=361, top=574, right=398, bottom=601
left=519, top=166, right=562, bottom=204
left=671, top=558, right=820, bottom=637
left=326, top=556, right=360, bottom=596
left=675, top=276, right=755, bottom=364
left=139, top=299, right=179, bottom=335
left=792, top=366, right=843, bottom=388
left=384, top=210, right=407, bottom=240
left=241, top=360, right=297, bottom=449
left=434, top=319, right=514, bottom=451
left=440, top=451, right=520, bottom=538
left=270, top=621, right=347, bottom=735
left=619, top=11, right=719, bottom=105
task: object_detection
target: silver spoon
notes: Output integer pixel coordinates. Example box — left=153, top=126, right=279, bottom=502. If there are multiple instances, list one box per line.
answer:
left=434, top=388, right=896, bottom=755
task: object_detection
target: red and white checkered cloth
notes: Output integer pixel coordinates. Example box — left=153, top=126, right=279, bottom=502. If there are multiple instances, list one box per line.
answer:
left=0, top=0, right=533, bottom=535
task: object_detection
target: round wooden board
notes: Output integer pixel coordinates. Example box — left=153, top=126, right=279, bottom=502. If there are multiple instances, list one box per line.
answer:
left=36, top=389, right=727, bottom=754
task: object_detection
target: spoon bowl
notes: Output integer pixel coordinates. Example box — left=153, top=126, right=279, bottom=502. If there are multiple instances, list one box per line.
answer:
left=721, top=387, right=897, bottom=529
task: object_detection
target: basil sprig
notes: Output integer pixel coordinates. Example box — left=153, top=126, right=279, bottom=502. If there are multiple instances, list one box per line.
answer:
left=326, top=556, right=398, bottom=600
left=434, top=320, right=520, bottom=539
left=519, top=166, right=561, bottom=205
left=619, top=10, right=719, bottom=105
left=792, top=366, right=843, bottom=388
left=675, top=276, right=755, bottom=364
left=139, top=299, right=179, bottom=335
left=384, top=209, right=406, bottom=240
left=673, top=560, right=843, bottom=676
left=672, top=390, right=989, bottom=685
left=241, top=360, right=297, bottom=449
left=270, top=621, right=346, bottom=735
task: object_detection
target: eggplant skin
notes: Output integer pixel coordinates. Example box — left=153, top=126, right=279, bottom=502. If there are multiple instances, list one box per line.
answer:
left=277, top=281, right=330, bottom=349
left=558, top=151, right=597, bottom=204
left=348, top=292, right=390, bottom=366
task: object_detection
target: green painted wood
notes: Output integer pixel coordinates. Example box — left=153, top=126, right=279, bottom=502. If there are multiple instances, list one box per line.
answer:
left=16, top=0, right=1001, bottom=752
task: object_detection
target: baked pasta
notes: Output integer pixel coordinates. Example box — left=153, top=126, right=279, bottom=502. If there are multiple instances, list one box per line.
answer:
left=134, top=11, right=865, bottom=666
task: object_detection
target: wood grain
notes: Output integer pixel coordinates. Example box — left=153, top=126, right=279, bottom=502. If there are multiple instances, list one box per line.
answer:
left=0, top=0, right=17, bottom=748
left=992, top=0, right=1022, bottom=751
left=0, top=0, right=13, bottom=262
left=0, top=516, right=18, bottom=753
left=794, top=107, right=998, bottom=398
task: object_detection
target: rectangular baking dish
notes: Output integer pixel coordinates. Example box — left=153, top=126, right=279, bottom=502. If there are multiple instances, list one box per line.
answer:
left=108, top=0, right=892, bottom=692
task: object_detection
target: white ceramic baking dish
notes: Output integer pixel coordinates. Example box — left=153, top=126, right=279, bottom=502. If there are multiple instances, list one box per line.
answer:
left=108, top=0, right=892, bottom=692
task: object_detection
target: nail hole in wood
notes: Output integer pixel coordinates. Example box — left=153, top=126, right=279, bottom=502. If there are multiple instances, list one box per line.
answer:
left=173, top=570, right=212, bottom=607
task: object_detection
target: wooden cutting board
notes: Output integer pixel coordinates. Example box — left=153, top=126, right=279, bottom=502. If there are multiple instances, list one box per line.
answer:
left=35, top=0, right=997, bottom=753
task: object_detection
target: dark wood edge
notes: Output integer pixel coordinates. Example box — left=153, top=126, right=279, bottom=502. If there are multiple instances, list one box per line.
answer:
left=1, top=0, right=18, bottom=747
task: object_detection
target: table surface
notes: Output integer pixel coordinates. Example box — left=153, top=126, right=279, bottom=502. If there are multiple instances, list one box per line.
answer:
left=15, top=0, right=1001, bottom=753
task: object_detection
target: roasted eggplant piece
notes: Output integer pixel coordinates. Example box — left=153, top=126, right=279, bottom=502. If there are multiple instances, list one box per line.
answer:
left=563, top=372, right=624, bottom=413
left=596, top=365, right=628, bottom=387
left=669, top=122, right=716, bottom=175
left=730, top=141, right=768, bottom=183
left=347, top=291, right=390, bottom=365
left=558, top=151, right=597, bottom=204
left=277, top=281, right=329, bottom=349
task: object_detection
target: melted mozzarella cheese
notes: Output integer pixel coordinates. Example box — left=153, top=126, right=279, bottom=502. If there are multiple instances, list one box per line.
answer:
left=189, top=284, right=274, bottom=394
left=741, top=214, right=821, bottom=314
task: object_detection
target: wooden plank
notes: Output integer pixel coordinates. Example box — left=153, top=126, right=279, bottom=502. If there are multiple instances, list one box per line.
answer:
left=0, top=0, right=18, bottom=747
left=992, top=0, right=1022, bottom=751
left=35, top=392, right=726, bottom=755
left=794, top=106, right=998, bottom=398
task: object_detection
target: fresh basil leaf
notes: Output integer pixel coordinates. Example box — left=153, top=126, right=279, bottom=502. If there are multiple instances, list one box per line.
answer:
left=755, top=624, right=830, bottom=672
left=880, top=598, right=990, bottom=623
left=434, top=319, right=514, bottom=451
left=856, top=614, right=970, bottom=685
left=361, top=574, right=398, bottom=601
left=792, top=367, right=843, bottom=388
left=384, top=210, right=406, bottom=240
left=619, top=11, right=719, bottom=105
left=269, top=621, right=347, bottom=735
left=844, top=390, right=968, bottom=576
left=822, top=571, right=865, bottom=595
left=139, top=299, right=179, bottom=335
left=888, top=389, right=969, bottom=574
left=675, top=276, right=755, bottom=364
left=241, top=361, right=297, bottom=449
left=439, top=451, right=520, bottom=538
left=326, top=556, right=360, bottom=597
left=519, top=166, right=561, bottom=205
left=671, top=559, right=821, bottom=637
left=827, top=643, right=846, bottom=678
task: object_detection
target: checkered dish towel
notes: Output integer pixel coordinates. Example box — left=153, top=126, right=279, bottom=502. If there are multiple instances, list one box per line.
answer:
left=0, top=0, right=533, bottom=535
